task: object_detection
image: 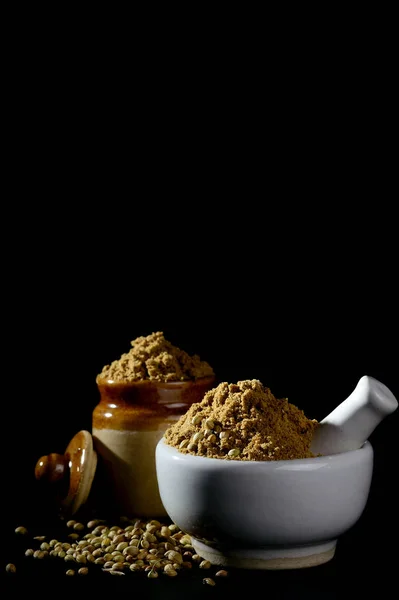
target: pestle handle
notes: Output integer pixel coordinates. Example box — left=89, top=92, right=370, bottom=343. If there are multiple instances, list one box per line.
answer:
left=310, top=375, right=398, bottom=456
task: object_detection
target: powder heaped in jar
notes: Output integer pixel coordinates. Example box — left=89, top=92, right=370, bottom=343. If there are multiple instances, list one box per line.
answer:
left=98, top=331, right=214, bottom=382
left=163, top=379, right=319, bottom=461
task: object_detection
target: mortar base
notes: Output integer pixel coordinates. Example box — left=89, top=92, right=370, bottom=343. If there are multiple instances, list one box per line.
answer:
left=191, top=538, right=337, bottom=570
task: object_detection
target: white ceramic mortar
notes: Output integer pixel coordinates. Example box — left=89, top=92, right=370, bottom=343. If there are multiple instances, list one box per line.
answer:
left=155, top=376, right=397, bottom=569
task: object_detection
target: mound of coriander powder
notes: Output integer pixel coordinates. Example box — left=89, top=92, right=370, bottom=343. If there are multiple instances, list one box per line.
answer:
left=163, top=379, right=319, bottom=461
left=98, top=331, right=214, bottom=382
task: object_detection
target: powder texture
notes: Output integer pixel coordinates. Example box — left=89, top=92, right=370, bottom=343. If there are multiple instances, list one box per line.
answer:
left=164, top=379, right=319, bottom=461
left=98, top=331, right=214, bottom=382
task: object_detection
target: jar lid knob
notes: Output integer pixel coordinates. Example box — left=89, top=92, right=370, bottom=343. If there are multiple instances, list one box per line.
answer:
left=35, top=453, right=69, bottom=483
left=34, top=430, right=97, bottom=516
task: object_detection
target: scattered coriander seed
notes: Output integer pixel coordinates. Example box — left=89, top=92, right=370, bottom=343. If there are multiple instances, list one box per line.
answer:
left=192, top=432, right=204, bottom=443
left=78, top=567, right=89, bottom=575
left=73, top=522, right=85, bottom=532
left=160, top=526, right=171, bottom=537
left=40, top=542, right=50, bottom=551
left=25, top=548, right=34, bottom=557
left=164, top=550, right=183, bottom=564
left=208, top=434, right=217, bottom=443
left=66, top=520, right=76, bottom=528
left=34, top=536, right=46, bottom=542
left=90, top=536, right=102, bottom=545
left=203, top=577, right=216, bottom=586
left=113, top=534, right=125, bottom=544
left=68, top=533, right=79, bottom=541
left=164, top=542, right=175, bottom=551
left=66, top=569, right=75, bottom=576
left=191, top=415, right=202, bottom=426
left=164, top=567, right=178, bottom=577
left=191, top=554, right=202, bottom=562
left=187, top=443, right=197, bottom=452
left=15, top=526, right=28, bottom=535
left=111, top=554, right=125, bottom=563
left=124, top=546, right=139, bottom=557
left=93, top=525, right=107, bottom=535
left=116, top=542, right=128, bottom=551
left=101, top=537, right=112, bottom=547
left=179, top=535, right=191, bottom=545
left=199, top=559, right=212, bottom=569
left=147, top=569, right=158, bottom=578
left=6, top=563, right=17, bottom=574
left=75, top=554, right=87, bottom=564
left=228, top=448, right=240, bottom=457
left=215, top=569, right=229, bottom=577
left=205, top=418, right=215, bottom=429
left=64, top=555, right=75, bottom=563
left=148, top=520, right=161, bottom=528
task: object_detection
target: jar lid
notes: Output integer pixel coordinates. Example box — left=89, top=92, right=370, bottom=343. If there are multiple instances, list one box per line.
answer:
left=35, top=430, right=97, bottom=516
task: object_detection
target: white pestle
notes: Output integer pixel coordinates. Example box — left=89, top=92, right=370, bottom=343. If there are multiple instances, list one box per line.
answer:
left=310, top=375, right=398, bottom=456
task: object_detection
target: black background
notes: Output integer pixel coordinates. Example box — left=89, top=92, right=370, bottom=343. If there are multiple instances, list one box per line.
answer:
left=1, top=22, right=398, bottom=596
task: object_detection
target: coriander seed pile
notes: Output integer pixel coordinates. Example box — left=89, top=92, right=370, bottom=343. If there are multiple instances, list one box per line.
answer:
left=164, top=379, right=319, bottom=460
left=5, top=516, right=228, bottom=585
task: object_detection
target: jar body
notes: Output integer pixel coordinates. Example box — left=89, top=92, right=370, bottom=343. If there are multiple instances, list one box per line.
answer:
left=92, top=377, right=215, bottom=518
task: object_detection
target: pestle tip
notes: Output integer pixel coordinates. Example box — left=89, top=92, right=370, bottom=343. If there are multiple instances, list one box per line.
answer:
left=359, top=375, right=398, bottom=416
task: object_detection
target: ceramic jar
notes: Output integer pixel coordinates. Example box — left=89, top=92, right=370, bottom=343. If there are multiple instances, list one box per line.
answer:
left=92, top=375, right=215, bottom=518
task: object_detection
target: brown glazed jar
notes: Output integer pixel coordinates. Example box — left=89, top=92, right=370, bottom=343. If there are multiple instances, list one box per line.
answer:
left=92, top=375, right=215, bottom=518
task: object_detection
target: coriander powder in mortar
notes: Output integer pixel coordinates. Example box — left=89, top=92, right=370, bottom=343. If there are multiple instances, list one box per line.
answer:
left=163, top=379, right=319, bottom=461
